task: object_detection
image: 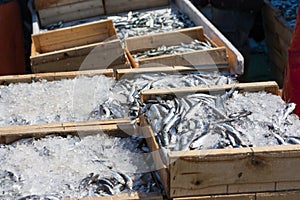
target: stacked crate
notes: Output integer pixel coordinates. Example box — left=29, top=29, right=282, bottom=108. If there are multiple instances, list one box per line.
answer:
left=262, top=0, right=294, bottom=87
left=9, top=0, right=300, bottom=200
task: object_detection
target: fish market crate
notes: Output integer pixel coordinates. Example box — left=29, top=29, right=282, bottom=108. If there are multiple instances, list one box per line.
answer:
left=262, top=0, right=294, bottom=87
left=138, top=81, right=300, bottom=198
left=0, top=120, right=163, bottom=200
left=173, top=190, right=300, bottom=200
left=34, top=0, right=105, bottom=28
left=104, top=0, right=169, bottom=15
left=125, top=27, right=229, bottom=69
left=30, top=19, right=130, bottom=73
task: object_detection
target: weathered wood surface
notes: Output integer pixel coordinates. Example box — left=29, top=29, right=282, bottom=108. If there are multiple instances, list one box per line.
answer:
left=104, top=0, right=169, bottom=15
left=0, top=69, right=114, bottom=85
left=35, top=0, right=105, bottom=27
left=0, top=119, right=134, bottom=144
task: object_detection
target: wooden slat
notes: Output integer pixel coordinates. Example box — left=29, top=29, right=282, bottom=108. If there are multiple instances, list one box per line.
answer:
left=256, top=191, right=300, bottom=200
left=174, top=0, right=244, bottom=74
left=125, top=27, right=205, bottom=52
left=30, top=40, right=128, bottom=73
left=34, top=0, right=87, bottom=10
left=38, top=0, right=104, bottom=27
left=174, top=194, right=255, bottom=200
left=174, top=191, right=300, bottom=200
left=141, top=81, right=280, bottom=102
left=0, top=118, right=133, bottom=144
left=0, top=69, right=114, bottom=85
left=116, top=66, right=202, bottom=80
left=104, top=0, right=169, bottom=15
left=228, top=183, right=275, bottom=194
left=169, top=145, right=300, bottom=197
left=32, top=20, right=116, bottom=54
left=138, top=47, right=228, bottom=69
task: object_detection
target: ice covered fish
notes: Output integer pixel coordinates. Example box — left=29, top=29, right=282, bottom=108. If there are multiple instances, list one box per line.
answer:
left=114, top=71, right=237, bottom=118
left=0, top=133, right=159, bottom=199
left=144, top=89, right=300, bottom=151
left=0, top=75, right=129, bottom=126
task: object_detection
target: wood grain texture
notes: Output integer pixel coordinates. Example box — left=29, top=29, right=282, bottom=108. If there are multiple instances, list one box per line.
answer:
left=37, top=0, right=104, bottom=27
left=0, top=119, right=133, bottom=144
left=31, top=40, right=128, bottom=73
left=32, top=20, right=116, bottom=54
left=170, top=145, right=300, bottom=197
left=104, top=0, right=169, bottom=15
left=0, top=69, right=114, bottom=85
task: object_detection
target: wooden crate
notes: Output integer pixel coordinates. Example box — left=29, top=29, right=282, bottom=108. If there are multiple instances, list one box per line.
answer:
left=173, top=190, right=300, bottom=200
left=34, top=0, right=105, bottom=27
left=174, top=0, right=244, bottom=75
left=262, top=0, right=294, bottom=87
left=0, top=119, right=162, bottom=200
left=139, top=81, right=300, bottom=198
left=30, top=20, right=130, bottom=73
left=125, top=27, right=229, bottom=69
left=104, top=0, right=169, bottom=15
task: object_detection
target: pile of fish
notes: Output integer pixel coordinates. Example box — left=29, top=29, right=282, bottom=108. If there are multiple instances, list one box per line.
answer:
left=145, top=89, right=300, bottom=151
left=270, top=0, right=299, bottom=28
left=42, top=6, right=195, bottom=40
left=109, top=7, right=195, bottom=40
left=113, top=71, right=236, bottom=118
left=0, top=134, right=160, bottom=199
left=0, top=72, right=236, bottom=127
left=132, top=40, right=213, bottom=62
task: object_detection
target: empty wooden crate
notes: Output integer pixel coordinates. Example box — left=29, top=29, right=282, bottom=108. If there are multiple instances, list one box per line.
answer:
left=125, top=27, right=229, bottom=69
left=30, top=20, right=130, bottom=73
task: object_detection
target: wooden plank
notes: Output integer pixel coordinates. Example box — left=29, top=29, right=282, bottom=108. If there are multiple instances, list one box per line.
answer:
left=65, top=192, right=162, bottom=200
left=138, top=47, right=228, bottom=68
left=126, top=27, right=205, bottom=52
left=174, top=0, right=244, bottom=74
left=141, top=81, right=280, bottom=102
left=174, top=194, right=255, bottom=200
left=30, top=40, right=128, bottom=73
left=34, top=0, right=87, bottom=10
left=141, top=125, right=170, bottom=196
left=169, top=145, right=300, bottom=197
left=0, top=118, right=133, bottom=144
left=276, top=181, right=300, bottom=191
left=0, top=69, right=114, bottom=85
left=256, top=191, right=300, bottom=200
left=116, top=66, right=200, bottom=80
left=38, top=0, right=104, bottom=27
left=32, top=20, right=116, bottom=54
left=228, top=183, right=275, bottom=194
left=104, top=0, right=169, bottom=15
